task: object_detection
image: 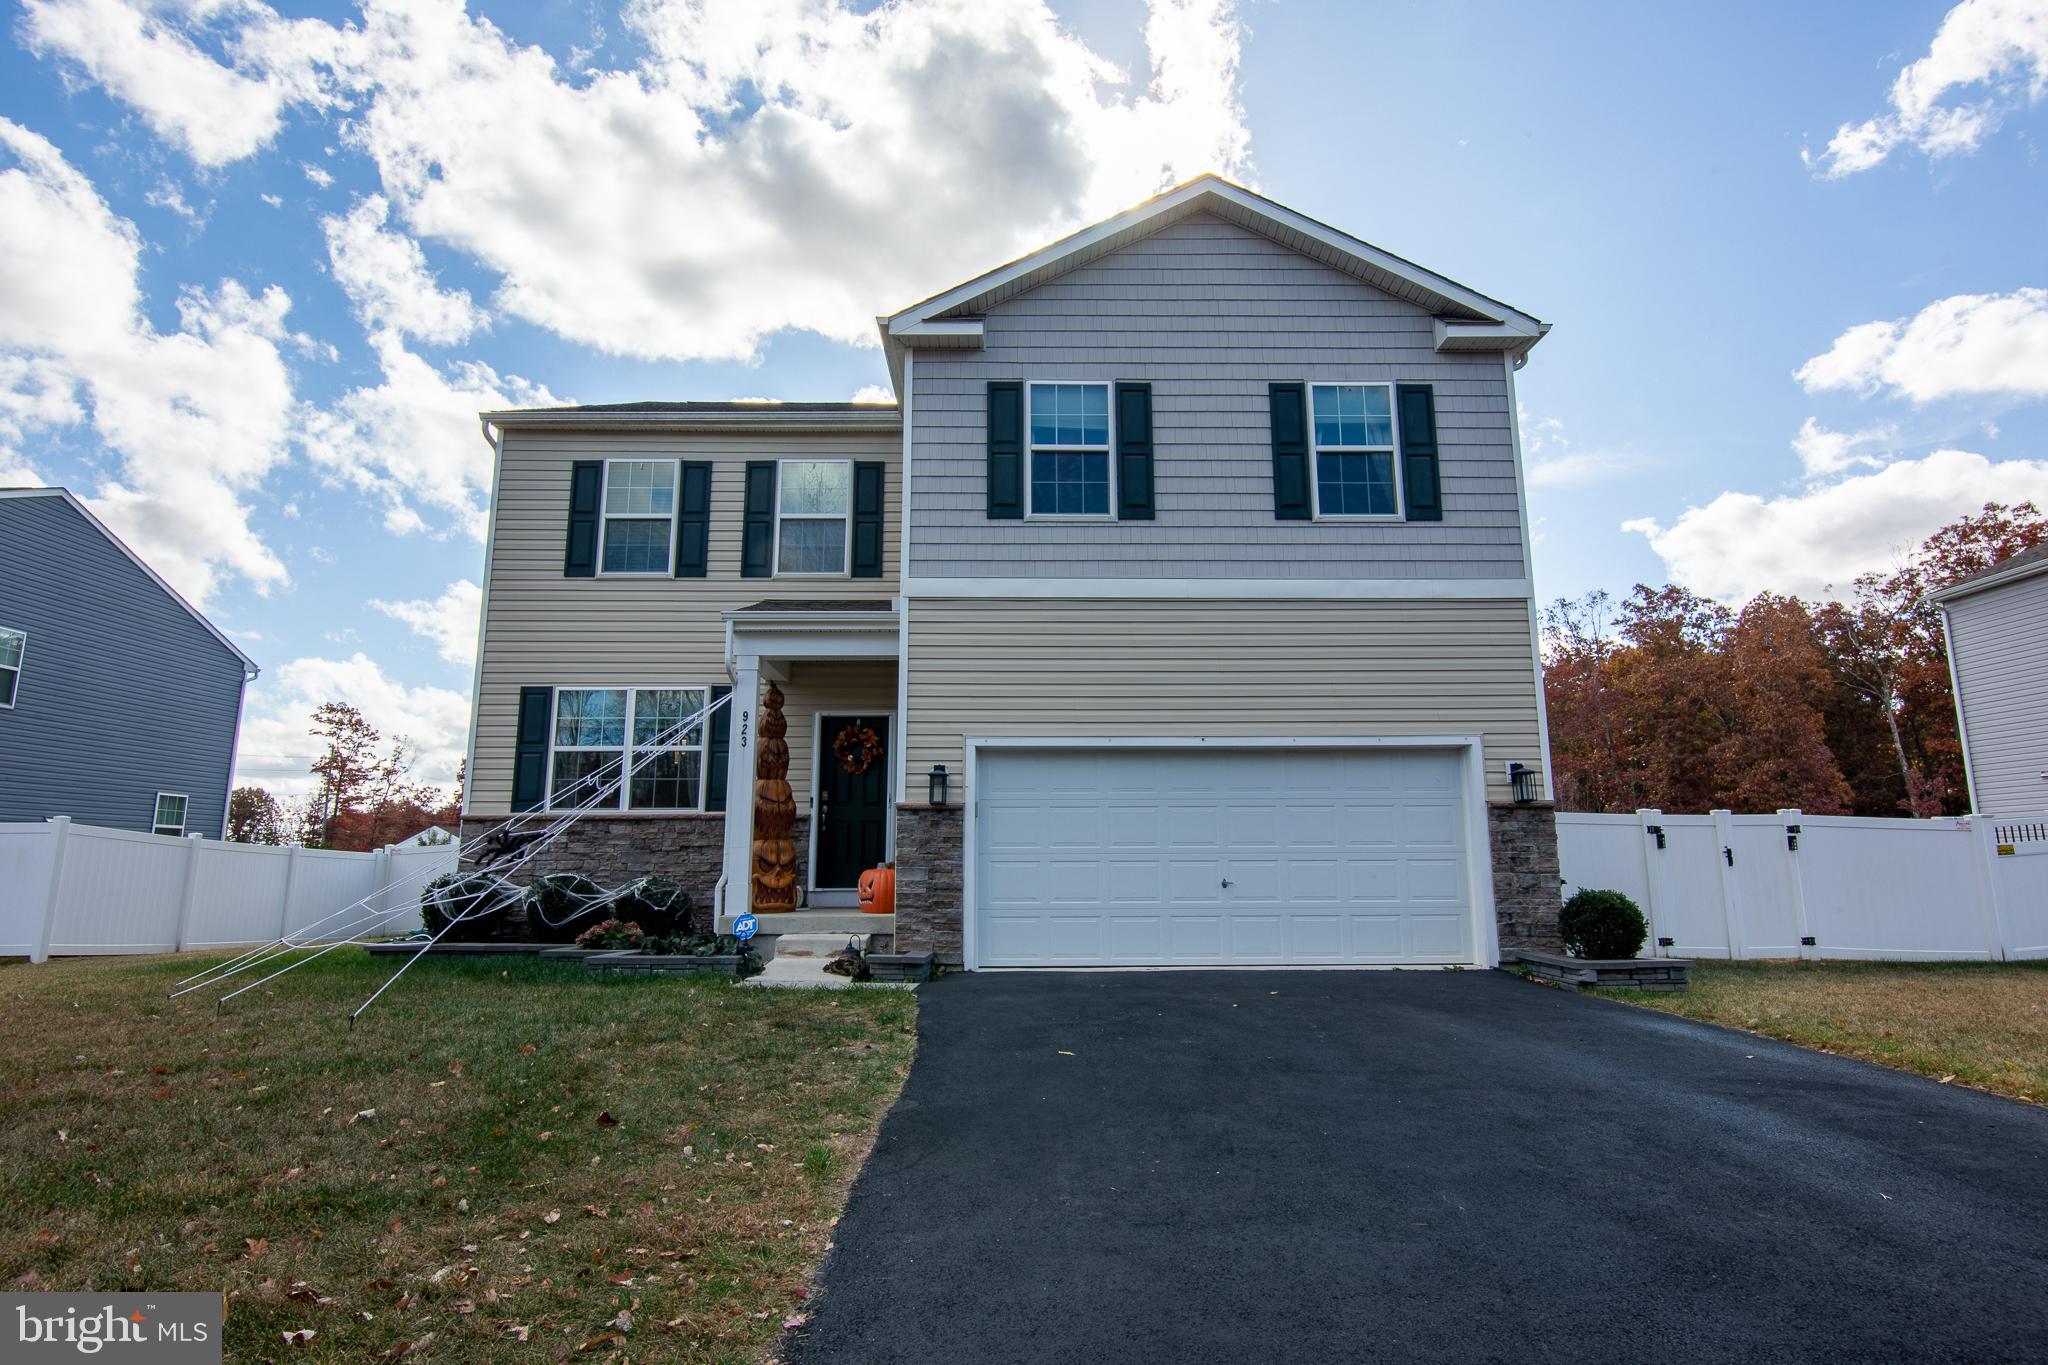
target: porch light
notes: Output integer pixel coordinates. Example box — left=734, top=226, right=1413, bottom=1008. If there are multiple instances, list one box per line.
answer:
left=928, top=764, right=950, bottom=807
left=1508, top=762, right=1541, bottom=804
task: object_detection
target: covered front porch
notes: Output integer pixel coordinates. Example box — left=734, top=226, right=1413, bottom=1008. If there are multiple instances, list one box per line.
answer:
left=716, top=600, right=901, bottom=942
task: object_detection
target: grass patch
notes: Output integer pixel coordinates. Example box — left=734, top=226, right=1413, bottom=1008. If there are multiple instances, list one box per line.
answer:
left=0, top=950, right=917, bottom=1361
left=1606, top=959, right=2048, bottom=1103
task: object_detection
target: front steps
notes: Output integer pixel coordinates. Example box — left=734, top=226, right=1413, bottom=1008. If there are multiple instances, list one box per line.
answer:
left=744, top=933, right=873, bottom=989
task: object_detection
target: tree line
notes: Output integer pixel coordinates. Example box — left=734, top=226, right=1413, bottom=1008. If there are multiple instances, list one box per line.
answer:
left=1543, top=502, right=2044, bottom=817
left=228, top=701, right=461, bottom=850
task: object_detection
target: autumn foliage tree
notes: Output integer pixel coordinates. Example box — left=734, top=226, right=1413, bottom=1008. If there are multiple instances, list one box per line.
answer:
left=1544, top=501, right=2045, bottom=816
left=304, top=702, right=459, bottom=850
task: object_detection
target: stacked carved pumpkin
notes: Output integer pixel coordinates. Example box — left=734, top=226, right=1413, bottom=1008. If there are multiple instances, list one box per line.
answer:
left=750, top=682, right=800, bottom=913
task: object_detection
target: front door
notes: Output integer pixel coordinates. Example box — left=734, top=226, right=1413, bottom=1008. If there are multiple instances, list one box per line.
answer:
left=816, top=714, right=891, bottom=889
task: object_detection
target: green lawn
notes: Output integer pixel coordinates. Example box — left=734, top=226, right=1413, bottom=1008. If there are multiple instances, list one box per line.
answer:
left=0, top=951, right=917, bottom=1362
left=1604, top=959, right=2048, bottom=1103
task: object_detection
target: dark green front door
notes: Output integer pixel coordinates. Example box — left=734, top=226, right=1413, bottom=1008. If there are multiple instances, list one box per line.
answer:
left=816, top=715, right=890, bottom=889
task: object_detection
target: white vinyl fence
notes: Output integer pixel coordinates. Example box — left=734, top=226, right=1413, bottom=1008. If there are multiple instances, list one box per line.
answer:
left=0, top=817, right=460, bottom=962
left=1557, top=808, right=2048, bottom=962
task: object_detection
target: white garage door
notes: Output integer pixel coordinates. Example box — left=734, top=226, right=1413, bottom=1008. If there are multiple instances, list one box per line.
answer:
left=973, top=747, right=1475, bottom=967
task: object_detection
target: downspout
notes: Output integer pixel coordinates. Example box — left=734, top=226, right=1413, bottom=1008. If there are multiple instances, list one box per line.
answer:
left=1938, top=603, right=1980, bottom=814
left=220, top=662, right=257, bottom=839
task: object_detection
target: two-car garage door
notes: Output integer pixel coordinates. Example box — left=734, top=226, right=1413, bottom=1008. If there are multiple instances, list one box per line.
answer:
left=972, top=747, right=1475, bottom=967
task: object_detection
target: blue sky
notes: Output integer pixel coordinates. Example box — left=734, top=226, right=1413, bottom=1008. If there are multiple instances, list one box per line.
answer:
left=3, top=0, right=2046, bottom=796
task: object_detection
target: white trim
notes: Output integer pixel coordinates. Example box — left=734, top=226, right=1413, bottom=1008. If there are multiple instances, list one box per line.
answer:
left=152, top=791, right=191, bottom=838
left=1502, top=355, right=1555, bottom=801
left=480, top=408, right=900, bottom=433
left=958, top=734, right=1500, bottom=972
left=461, top=423, right=504, bottom=817
left=1939, top=605, right=1981, bottom=813
left=894, top=595, right=911, bottom=805
left=903, top=576, right=1533, bottom=600
left=1306, top=381, right=1403, bottom=521
left=544, top=684, right=712, bottom=812
left=1436, top=318, right=1552, bottom=356
left=0, top=489, right=257, bottom=674
left=1023, top=380, right=1116, bottom=520
left=0, top=624, right=24, bottom=708
left=771, top=458, right=855, bottom=578
left=809, top=709, right=898, bottom=894
left=899, top=350, right=914, bottom=580
left=595, top=458, right=680, bottom=578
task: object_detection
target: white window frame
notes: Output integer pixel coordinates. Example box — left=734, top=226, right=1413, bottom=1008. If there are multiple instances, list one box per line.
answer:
left=772, top=458, right=854, bottom=578
left=597, top=459, right=680, bottom=577
left=152, top=792, right=189, bottom=838
left=0, top=626, right=23, bottom=709
left=544, top=685, right=712, bottom=811
left=1024, top=380, right=1116, bottom=520
left=1308, top=381, right=1404, bottom=521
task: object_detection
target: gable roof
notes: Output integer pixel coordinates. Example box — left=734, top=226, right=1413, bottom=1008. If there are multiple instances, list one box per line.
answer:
left=0, top=487, right=259, bottom=675
left=878, top=174, right=1548, bottom=388
left=1929, top=541, right=2048, bottom=604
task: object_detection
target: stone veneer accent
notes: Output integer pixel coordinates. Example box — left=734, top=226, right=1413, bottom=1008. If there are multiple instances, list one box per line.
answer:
left=456, top=813, right=813, bottom=935
left=893, top=803, right=964, bottom=964
left=1488, top=802, right=1562, bottom=955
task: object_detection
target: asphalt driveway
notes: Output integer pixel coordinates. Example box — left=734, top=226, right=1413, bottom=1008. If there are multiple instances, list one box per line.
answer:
left=788, top=969, right=2048, bottom=1364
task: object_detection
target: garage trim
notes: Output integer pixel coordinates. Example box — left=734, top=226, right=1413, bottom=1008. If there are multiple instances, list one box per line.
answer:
left=960, top=735, right=1501, bottom=971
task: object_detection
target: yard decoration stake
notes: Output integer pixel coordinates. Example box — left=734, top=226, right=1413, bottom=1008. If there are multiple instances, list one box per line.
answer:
left=753, top=681, right=799, bottom=913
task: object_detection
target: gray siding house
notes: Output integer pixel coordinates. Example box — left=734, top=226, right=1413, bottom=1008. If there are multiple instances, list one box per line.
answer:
left=1933, top=543, right=2048, bottom=815
left=463, top=177, right=1561, bottom=969
left=0, top=488, right=257, bottom=837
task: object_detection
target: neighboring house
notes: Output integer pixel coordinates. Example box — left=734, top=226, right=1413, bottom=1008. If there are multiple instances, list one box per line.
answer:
left=400, top=824, right=460, bottom=847
left=462, top=175, right=1559, bottom=968
left=1932, top=542, right=2048, bottom=815
left=0, top=488, right=258, bottom=838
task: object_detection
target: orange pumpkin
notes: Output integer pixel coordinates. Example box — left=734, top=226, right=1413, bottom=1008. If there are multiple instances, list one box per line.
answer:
left=857, top=865, right=896, bottom=916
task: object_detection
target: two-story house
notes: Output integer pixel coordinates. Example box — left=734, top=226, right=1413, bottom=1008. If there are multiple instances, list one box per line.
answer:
left=0, top=487, right=258, bottom=838
left=461, top=176, right=1560, bottom=968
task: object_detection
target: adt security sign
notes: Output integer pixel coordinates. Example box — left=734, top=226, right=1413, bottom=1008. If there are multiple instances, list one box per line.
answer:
left=732, top=913, right=759, bottom=942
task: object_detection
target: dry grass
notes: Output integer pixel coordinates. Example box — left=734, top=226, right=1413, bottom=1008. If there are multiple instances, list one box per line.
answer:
left=1608, top=959, right=2048, bottom=1103
left=0, top=950, right=917, bottom=1362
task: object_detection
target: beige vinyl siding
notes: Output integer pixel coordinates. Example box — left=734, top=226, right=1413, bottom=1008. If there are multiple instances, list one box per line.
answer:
left=1946, top=574, right=2048, bottom=815
left=469, top=427, right=900, bottom=813
left=776, top=659, right=901, bottom=806
left=906, top=598, right=1542, bottom=803
left=907, top=212, right=1527, bottom=581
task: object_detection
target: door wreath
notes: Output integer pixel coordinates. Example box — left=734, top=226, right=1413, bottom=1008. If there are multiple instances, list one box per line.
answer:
left=833, top=722, right=883, bottom=775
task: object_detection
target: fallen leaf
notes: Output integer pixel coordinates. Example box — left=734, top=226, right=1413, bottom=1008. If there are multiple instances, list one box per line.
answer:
left=596, top=1111, right=618, bottom=1126
left=784, top=1314, right=806, bottom=1329
left=577, top=1333, right=625, bottom=1353
left=245, top=1238, right=269, bottom=1260
left=504, top=1324, right=530, bottom=1341
left=543, top=1210, right=562, bottom=1225
left=448, top=1060, right=463, bottom=1077
left=521, top=1043, right=536, bottom=1056
left=281, top=1329, right=315, bottom=1346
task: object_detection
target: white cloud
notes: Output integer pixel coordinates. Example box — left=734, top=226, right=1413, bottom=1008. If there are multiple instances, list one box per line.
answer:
left=144, top=176, right=204, bottom=225
left=1624, top=449, right=2048, bottom=601
left=1791, top=416, right=1896, bottom=479
left=849, top=383, right=895, bottom=404
left=27, top=0, right=1252, bottom=363
left=323, top=194, right=483, bottom=345
left=1808, top=0, right=2048, bottom=177
left=0, top=117, right=294, bottom=604
left=371, top=578, right=482, bottom=667
left=260, top=191, right=283, bottom=208
left=1796, top=288, right=2048, bottom=402
left=1515, top=402, right=1649, bottom=489
left=235, top=652, right=471, bottom=798
left=300, top=159, right=334, bottom=188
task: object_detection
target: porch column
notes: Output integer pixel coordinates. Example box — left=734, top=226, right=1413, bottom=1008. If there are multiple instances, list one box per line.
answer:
left=720, top=655, right=761, bottom=921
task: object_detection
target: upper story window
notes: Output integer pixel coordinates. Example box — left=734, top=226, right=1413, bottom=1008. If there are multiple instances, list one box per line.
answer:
left=549, top=686, right=708, bottom=810
left=775, top=460, right=852, bottom=576
left=153, top=793, right=189, bottom=837
left=600, top=460, right=678, bottom=574
left=1311, top=384, right=1401, bottom=518
left=0, top=626, right=22, bottom=707
left=1028, top=382, right=1112, bottom=517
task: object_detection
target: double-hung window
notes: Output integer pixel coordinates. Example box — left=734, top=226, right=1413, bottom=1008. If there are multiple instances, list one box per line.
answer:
left=152, top=793, right=189, bottom=837
left=548, top=686, right=709, bottom=810
left=0, top=626, right=22, bottom=706
left=1310, top=383, right=1401, bottom=518
left=1027, top=382, right=1112, bottom=516
left=599, top=460, right=678, bottom=574
left=775, top=460, right=852, bottom=576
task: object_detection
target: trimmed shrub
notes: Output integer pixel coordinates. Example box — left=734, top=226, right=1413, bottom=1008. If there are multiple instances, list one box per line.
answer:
left=524, top=872, right=607, bottom=942
left=1559, top=888, right=1648, bottom=961
left=613, top=876, right=690, bottom=937
left=420, top=873, right=511, bottom=941
left=574, top=918, right=645, bottom=951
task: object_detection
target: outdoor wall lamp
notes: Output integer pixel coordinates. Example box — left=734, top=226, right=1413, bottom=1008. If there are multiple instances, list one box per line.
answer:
left=928, top=764, right=950, bottom=807
left=1508, top=762, right=1541, bottom=804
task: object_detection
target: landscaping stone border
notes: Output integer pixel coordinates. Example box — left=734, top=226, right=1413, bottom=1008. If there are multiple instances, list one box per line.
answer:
left=585, top=951, right=747, bottom=975
left=865, top=952, right=936, bottom=983
left=1508, top=950, right=1691, bottom=992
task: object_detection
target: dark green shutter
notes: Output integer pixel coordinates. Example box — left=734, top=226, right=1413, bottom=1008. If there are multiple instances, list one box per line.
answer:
left=986, top=380, right=1024, bottom=519
left=741, top=462, right=776, bottom=577
left=1115, top=382, right=1155, bottom=520
left=674, top=461, right=711, bottom=576
left=706, top=685, right=732, bottom=811
left=1269, top=383, right=1311, bottom=520
left=512, top=686, right=553, bottom=812
left=1397, top=384, right=1443, bottom=522
left=851, top=461, right=885, bottom=577
left=564, top=461, right=602, bottom=576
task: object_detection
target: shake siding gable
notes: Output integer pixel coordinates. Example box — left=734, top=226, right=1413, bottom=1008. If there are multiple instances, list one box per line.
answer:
left=1945, top=572, right=2048, bottom=814
left=906, top=212, right=1525, bottom=581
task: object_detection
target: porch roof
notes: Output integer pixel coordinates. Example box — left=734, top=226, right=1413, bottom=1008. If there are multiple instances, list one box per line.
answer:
left=723, top=598, right=900, bottom=673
